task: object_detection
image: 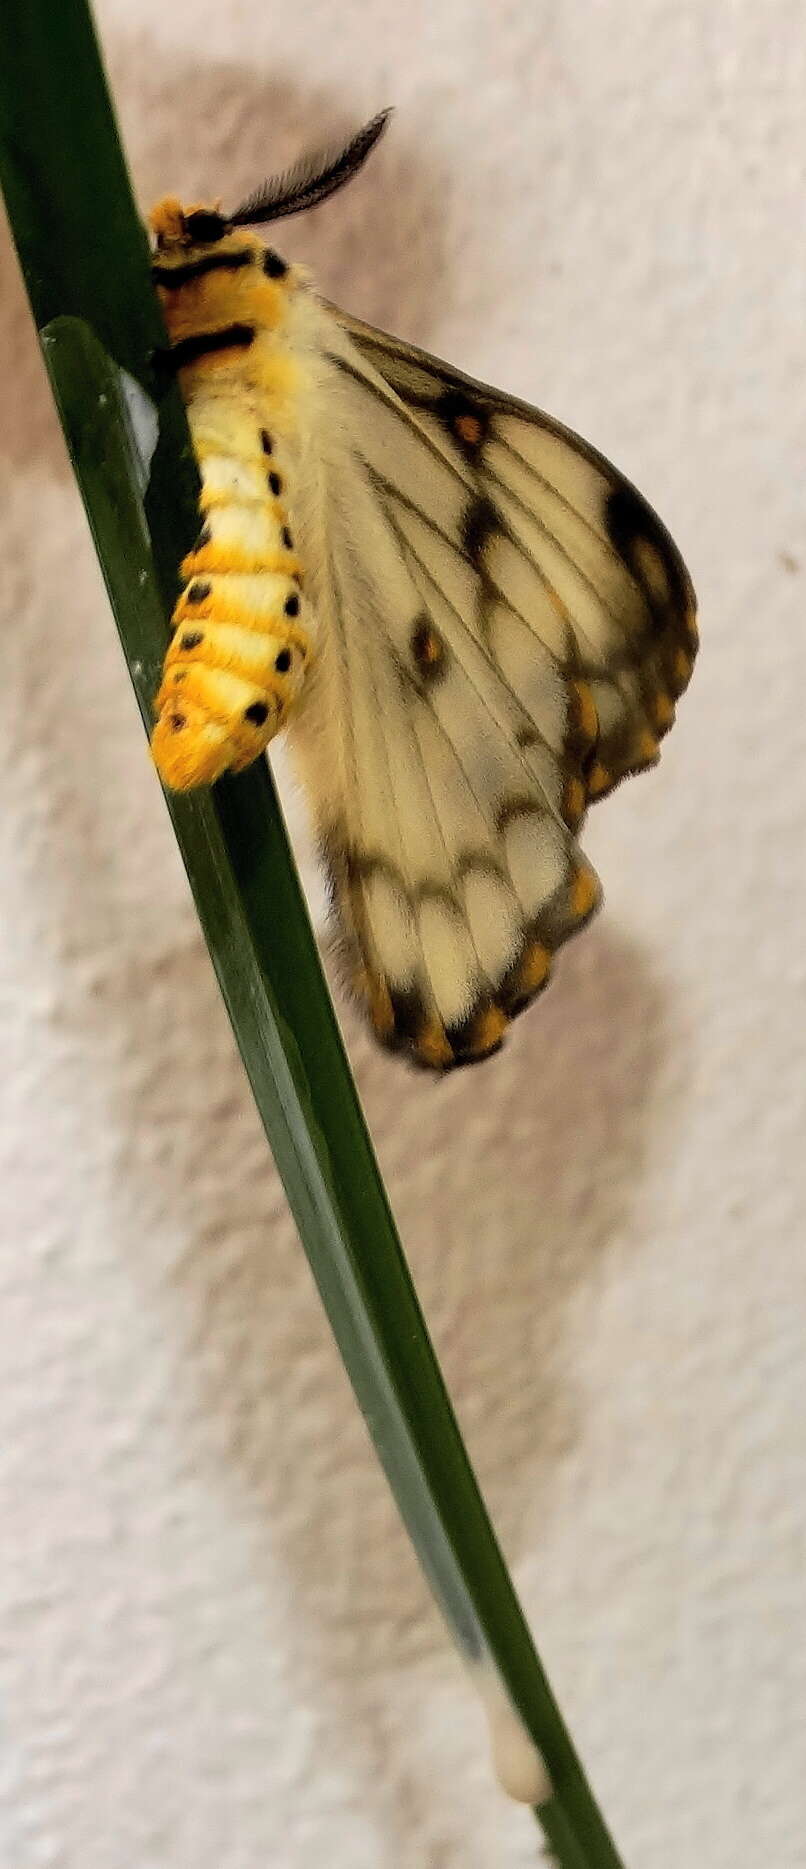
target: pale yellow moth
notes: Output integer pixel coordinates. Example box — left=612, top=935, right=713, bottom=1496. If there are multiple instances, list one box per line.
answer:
left=149, top=112, right=697, bottom=1070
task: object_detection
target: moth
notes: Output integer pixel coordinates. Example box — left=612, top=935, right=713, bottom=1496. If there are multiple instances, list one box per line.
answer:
left=149, top=111, right=697, bottom=1070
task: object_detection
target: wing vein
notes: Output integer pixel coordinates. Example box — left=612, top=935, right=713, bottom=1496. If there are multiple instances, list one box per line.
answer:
left=494, top=434, right=655, bottom=628
left=329, top=326, right=641, bottom=587
left=325, top=349, right=476, bottom=488
left=329, top=517, right=434, bottom=999
left=375, top=482, right=567, bottom=826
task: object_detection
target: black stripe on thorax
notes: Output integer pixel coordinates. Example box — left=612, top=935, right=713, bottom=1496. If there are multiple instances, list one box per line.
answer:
left=151, top=249, right=254, bottom=289
left=165, top=323, right=256, bottom=370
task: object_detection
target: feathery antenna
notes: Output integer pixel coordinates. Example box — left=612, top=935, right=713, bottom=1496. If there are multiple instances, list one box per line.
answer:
left=229, top=109, right=392, bottom=228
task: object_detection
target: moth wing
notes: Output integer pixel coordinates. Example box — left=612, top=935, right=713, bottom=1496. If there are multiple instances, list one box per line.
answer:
left=330, top=305, right=698, bottom=796
left=285, top=304, right=696, bottom=1068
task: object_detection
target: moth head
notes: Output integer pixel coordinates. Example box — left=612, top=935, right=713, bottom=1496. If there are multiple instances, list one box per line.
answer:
left=149, top=197, right=229, bottom=251
left=149, top=111, right=390, bottom=250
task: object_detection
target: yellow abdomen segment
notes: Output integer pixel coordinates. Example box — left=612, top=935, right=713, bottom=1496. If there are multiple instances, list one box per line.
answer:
left=151, top=414, right=309, bottom=790
left=149, top=231, right=311, bottom=790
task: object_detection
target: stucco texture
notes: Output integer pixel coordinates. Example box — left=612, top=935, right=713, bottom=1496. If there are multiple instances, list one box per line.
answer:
left=1, top=4, right=805, bottom=1865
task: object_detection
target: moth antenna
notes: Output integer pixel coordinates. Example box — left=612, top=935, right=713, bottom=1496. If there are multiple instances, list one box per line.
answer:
left=229, top=108, right=392, bottom=227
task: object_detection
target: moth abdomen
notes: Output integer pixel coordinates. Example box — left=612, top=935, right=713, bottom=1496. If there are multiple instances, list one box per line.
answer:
left=152, top=568, right=310, bottom=789
left=148, top=198, right=312, bottom=791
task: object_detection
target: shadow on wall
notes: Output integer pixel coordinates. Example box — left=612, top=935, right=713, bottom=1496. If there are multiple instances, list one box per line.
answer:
left=24, top=751, right=684, bottom=1847
left=2, top=41, right=692, bottom=1851
left=0, top=41, right=455, bottom=479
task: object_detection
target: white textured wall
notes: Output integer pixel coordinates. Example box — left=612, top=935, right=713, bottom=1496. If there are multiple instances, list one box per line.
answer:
left=2, top=5, right=805, bottom=1865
